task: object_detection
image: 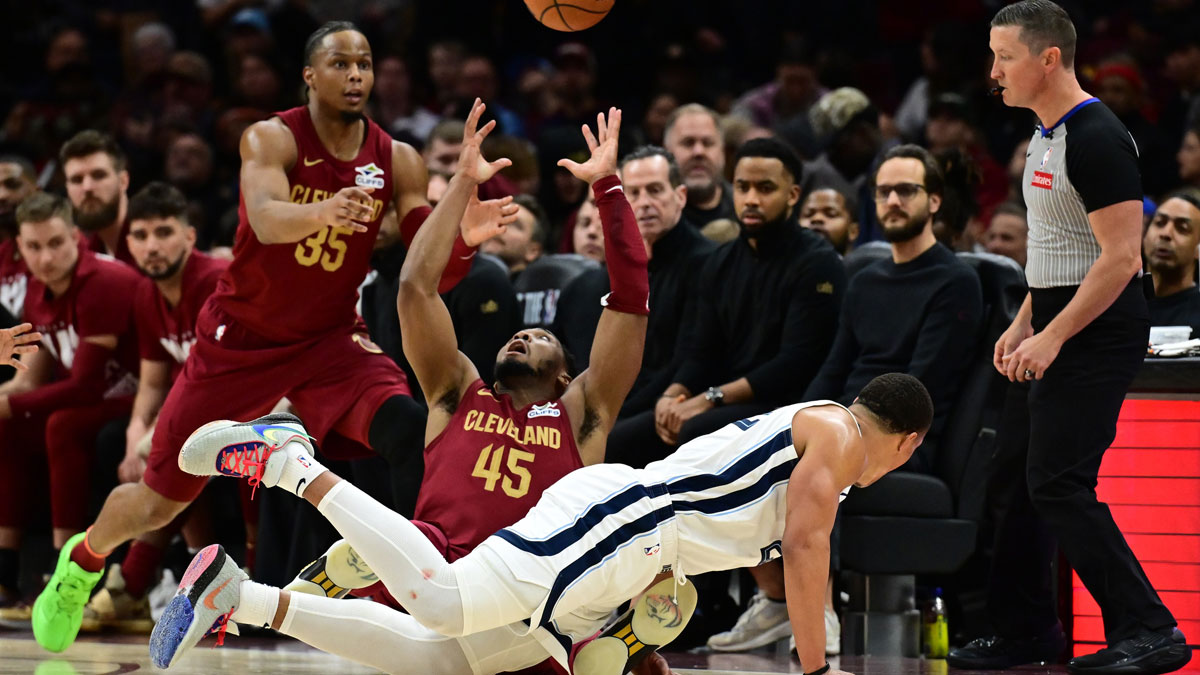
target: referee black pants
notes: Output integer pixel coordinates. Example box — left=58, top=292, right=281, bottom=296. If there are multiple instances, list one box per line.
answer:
left=987, top=280, right=1176, bottom=644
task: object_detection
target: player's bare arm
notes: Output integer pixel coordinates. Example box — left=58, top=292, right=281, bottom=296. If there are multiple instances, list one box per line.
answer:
left=240, top=119, right=376, bottom=244
left=1004, top=199, right=1143, bottom=382
left=558, top=108, right=649, bottom=464
left=397, top=99, right=517, bottom=440
left=121, top=359, right=171, bottom=483
left=0, top=322, right=41, bottom=371
left=783, top=407, right=863, bottom=675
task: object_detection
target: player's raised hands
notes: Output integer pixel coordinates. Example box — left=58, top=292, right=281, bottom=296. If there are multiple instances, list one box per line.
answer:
left=557, top=107, right=621, bottom=186
left=318, top=186, right=376, bottom=233
left=457, top=98, right=512, bottom=185
left=0, top=323, right=41, bottom=371
left=461, top=188, right=519, bottom=248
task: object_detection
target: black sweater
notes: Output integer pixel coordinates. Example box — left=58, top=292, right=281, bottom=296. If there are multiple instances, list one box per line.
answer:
left=554, top=219, right=716, bottom=414
left=674, top=222, right=845, bottom=405
left=804, top=242, right=983, bottom=448
left=1148, top=286, right=1200, bottom=337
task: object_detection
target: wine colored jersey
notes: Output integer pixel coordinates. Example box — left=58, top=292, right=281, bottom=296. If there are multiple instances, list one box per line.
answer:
left=210, top=106, right=395, bottom=343
left=85, top=220, right=137, bottom=267
left=22, top=250, right=141, bottom=397
left=414, top=379, right=584, bottom=560
left=134, top=251, right=228, bottom=380
left=0, top=239, right=28, bottom=320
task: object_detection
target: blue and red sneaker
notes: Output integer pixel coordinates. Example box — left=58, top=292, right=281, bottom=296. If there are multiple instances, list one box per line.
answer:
left=149, top=544, right=247, bottom=669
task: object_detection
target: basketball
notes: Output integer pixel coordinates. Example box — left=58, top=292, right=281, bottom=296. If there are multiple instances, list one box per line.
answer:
left=524, top=0, right=613, bottom=32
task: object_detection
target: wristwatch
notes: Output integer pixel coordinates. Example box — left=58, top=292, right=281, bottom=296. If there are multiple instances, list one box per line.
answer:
left=704, top=386, right=725, bottom=406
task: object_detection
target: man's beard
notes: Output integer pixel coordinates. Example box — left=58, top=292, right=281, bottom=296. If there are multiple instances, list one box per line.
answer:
left=140, top=251, right=187, bottom=281
left=340, top=109, right=366, bottom=124
left=74, top=195, right=121, bottom=232
left=738, top=210, right=791, bottom=239
left=881, top=206, right=929, bottom=244
left=494, top=357, right=545, bottom=385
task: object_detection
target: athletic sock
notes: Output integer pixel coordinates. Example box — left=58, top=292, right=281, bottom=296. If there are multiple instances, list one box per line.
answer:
left=274, top=440, right=328, bottom=498
left=230, top=579, right=279, bottom=628
left=69, top=528, right=108, bottom=573
left=121, top=540, right=164, bottom=598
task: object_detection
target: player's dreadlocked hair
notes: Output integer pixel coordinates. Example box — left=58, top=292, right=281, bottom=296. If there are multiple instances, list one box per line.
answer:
left=856, top=373, right=933, bottom=436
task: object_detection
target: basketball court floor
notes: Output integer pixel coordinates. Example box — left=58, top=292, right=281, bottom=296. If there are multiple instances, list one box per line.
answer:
left=4, top=630, right=1195, bottom=675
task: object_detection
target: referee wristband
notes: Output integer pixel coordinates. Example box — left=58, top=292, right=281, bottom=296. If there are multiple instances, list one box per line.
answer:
left=805, top=664, right=831, bottom=675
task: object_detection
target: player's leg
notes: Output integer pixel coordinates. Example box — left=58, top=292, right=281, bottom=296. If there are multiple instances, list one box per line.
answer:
left=0, top=414, right=47, bottom=621
left=151, top=541, right=549, bottom=673
left=574, top=574, right=698, bottom=675
left=366, top=394, right=427, bottom=515
left=285, top=335, right=425, bottom=513
left=179, top=419, right=549, bottom=637
left=273, top=591, right=550, bottom=675
left=43, top=399, right=132, bottom=548
left=33, top=357, right=275, bottom=652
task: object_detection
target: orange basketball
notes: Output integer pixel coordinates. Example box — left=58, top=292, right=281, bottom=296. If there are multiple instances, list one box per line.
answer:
left=524, top=0, right=614, bottom=32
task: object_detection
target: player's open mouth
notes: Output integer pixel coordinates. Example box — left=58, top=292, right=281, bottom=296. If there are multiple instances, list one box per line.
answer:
left=344, top=92, right=363, bottom=104
left=506, top=341, right=527, bottom=355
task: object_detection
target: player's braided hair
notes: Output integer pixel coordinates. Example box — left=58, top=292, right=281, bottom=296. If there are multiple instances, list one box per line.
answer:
left=304, top=21, right=361, bottom=66
left=856, top=373, right=933, bottom=436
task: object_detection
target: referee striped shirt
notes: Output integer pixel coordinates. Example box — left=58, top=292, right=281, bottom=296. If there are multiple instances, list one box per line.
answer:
left=1022, top=98, right=1143, bottom=288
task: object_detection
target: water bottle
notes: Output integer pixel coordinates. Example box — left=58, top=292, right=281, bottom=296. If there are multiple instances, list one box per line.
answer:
left=923, top=588, right=949, bottom=659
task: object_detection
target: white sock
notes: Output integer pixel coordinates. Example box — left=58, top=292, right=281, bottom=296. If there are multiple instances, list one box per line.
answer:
left=273, top=440, right=328, bottom=497
left=231, top=580, right=279, bottom=628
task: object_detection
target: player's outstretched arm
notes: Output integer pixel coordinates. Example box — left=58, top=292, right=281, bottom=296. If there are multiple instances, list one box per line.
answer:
left=239, top=120, right=376, bottom=244
left=782, top=411, right=860, bottom=675
left=560, top=109, right=649, bottom=463
left=398, top=99, right=516, bottom=410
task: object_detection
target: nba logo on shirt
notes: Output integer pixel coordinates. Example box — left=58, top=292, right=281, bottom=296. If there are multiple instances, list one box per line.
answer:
left=355, top=162, right=385, bottom=189
left=1040, top=147, right=1053, bottom=168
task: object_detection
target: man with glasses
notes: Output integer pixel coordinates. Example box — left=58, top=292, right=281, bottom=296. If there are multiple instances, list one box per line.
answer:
left=708, top=144, right=981, bottom=655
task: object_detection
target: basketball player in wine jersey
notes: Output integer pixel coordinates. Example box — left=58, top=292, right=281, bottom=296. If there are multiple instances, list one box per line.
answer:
left=285, top=105, right=657, bottom=673
left=32, top=21, right=518, bottom=654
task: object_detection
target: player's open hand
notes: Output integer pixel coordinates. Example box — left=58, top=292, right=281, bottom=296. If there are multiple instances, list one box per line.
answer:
left=0, top=323, right=41, bottom=371
left=462, top=188, right=519, bottom=248
left=458, top=98, right=512, bottom=185
left=558, top=107, right=621, bottom=186
left=320, top=186, right=376, bottom=233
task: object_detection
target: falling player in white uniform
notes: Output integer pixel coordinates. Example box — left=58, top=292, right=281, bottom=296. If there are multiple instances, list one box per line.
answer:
left=151, top=372, right=931, bottom=675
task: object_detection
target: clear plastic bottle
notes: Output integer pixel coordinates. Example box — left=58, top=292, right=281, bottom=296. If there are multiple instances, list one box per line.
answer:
left=923, top=587, right=949, bottom=659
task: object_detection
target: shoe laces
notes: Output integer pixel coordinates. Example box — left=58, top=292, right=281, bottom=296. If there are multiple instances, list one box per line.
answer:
left=205, top=609, right=234, bottom=647
left=221, top=430, right=306, bottom=499
left=56, top=574, right=91, bottom=609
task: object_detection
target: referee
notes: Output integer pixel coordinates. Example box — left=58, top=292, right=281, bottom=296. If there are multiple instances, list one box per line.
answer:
left=947, top=2, right=1191, bottom=675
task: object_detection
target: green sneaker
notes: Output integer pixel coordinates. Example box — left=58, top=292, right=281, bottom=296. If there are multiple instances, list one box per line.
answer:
left=33, top=532, right=103, bottom=652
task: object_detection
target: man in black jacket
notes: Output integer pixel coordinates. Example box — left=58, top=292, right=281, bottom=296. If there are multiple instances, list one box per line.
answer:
left=606, top=137, right=844, bottom=467
left=554, top=145, right=714, bottom=417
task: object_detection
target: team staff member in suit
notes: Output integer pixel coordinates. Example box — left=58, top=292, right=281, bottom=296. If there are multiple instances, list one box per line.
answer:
left=949, top=3, right=1191, bottom=674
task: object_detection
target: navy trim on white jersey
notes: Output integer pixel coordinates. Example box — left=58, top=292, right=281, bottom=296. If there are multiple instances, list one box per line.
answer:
left=496, top=422, right=799, bottom=633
